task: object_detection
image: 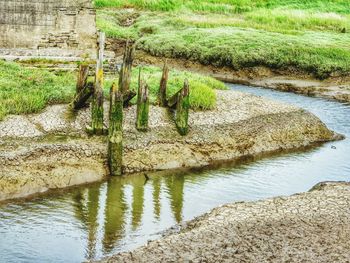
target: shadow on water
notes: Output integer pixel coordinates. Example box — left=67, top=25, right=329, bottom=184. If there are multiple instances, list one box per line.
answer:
left=0, top=84, right=350, bottom=262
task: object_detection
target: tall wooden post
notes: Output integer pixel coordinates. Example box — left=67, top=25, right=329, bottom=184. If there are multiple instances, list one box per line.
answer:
left=175, top=79, right=190, bottom=136
left=108, top=82, right=123, bottom=176
left=159, top=60, right=169, bottom=107
left=119, top=40, right=135, bottom=96
left=91, top=31, right=105, bottom=135
left=136, top=69, right=150, bottom=131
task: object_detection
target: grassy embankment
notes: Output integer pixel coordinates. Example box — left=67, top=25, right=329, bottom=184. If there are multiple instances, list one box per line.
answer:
left=96, top=0, right=350, bottom=79
left=0, top=61, right=224, bottom=121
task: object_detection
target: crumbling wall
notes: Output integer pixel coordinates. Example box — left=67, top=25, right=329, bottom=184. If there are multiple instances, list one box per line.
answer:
left=0, top=0, right=96, bottom=52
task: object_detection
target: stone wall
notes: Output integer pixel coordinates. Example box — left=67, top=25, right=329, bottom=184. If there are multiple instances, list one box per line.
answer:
left=0, top=0, right=97, bottom=55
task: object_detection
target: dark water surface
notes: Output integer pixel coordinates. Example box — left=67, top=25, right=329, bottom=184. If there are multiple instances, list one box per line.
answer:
left=1, top=84, right=349, bottom=263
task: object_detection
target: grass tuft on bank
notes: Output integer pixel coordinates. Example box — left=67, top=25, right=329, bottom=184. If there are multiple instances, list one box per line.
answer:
left=0, top=61, right=224, bottom=120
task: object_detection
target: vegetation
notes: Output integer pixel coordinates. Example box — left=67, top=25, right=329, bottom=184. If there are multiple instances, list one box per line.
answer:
left=96, top=1, right=350, bottom=78
left=0, top=61, right=224, bottom=120
left=0, top=60, right=75, bottom=121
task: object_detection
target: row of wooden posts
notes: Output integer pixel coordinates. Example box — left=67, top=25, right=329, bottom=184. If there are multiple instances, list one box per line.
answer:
left=71, top=32, right=190, bottom=176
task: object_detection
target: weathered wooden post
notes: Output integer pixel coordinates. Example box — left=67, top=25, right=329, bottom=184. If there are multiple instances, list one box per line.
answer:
left=175, top=79, right=190, bottom=136
left=72, top=82, right=94, bottom=110
left=108, top=82, right=123, bottom=176
left=76, top=64, right=89, bottom=94
left=71, top=64, right=93, bottom=110
left=159, top=60, right=169, bottom=107
left=136, top=69, right=150, bottom=131
left=119, top=40, right=135, bottom=96
left=91, top=31, right=105, bottom=135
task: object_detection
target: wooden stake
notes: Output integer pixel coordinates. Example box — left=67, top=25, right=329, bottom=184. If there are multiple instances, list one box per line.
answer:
left=72, top=82, right=93, bottom=110
left=108, top=82, right=123, bottom=176
left=91, top=31, right=105, bottom=135
left=136, top=69, right=150, bottom=131
left=76, top=64, right=89, bottom=94
left=175, top=79, right=190, bottom=136
left=159, top=60, right=169, bottom=107
left=119, top=40, right=135, bottom=96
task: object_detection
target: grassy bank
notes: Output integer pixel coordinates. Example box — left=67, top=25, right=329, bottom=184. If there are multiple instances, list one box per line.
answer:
left=96, top=1, right=350, bottom=78
left=0, top=61, right=224, bottom=120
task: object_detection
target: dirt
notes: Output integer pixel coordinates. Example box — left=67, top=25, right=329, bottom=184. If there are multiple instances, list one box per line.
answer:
left=97, top=181, right=350, bottom=263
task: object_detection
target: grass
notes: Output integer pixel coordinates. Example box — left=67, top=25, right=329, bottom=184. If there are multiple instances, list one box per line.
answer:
left=0, top=61, right=224, bottom=120
left=94, top=0, right=350, bottom=14
left=0, top=60, right=75, bottom=121
left=96, top=1, right=350, bottom=78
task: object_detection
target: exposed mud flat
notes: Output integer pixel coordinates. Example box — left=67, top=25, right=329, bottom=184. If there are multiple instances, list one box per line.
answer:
left=97, top=181, right=350, bottom=263
left=135, top=51, right=350, bottom=103
left=0, top=90, right=340, bottom=201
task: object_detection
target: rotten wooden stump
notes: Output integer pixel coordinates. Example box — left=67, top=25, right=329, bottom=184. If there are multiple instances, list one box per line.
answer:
left=108, top=83, right=123, bottom=176
left=175, top=79, right=190, bottom=136
left=119, top=40, right=135, bottom=97
left=159, top=60, right=169, bottom=107
left=72, top=82, right=94, bottom=110
left=136, top=69, right=150, bottom=131
left=90, top=31, right=105, bottom=135
left=76, top=64, right=89, bottom=94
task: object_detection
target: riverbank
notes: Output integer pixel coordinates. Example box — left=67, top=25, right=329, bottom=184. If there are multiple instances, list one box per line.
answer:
left=98, top=181, right=350, bottom=263
left=135, top=51, right=350, bottom=103
left=0, top=89, right=340, bottom=201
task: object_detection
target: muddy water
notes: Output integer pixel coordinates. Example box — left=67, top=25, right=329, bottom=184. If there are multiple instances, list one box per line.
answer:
left=0, top=84, right=349, bottom=263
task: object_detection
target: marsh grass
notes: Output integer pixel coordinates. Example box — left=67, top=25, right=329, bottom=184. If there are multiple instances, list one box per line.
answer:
left=96, top=1, right=350, bottom=78
left=0, top=61, right=223, bottom=120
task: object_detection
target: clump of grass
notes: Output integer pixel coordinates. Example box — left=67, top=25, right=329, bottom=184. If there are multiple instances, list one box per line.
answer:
left=0, top=61, right=75, bottom=121
left=0, top=61, right=224, bottom=120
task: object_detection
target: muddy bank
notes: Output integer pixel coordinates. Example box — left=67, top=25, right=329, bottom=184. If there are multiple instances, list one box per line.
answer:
left=135, top=51, right=350, bottom=103
left=97, top=181, right=350, bottom=263
left=0, top=90, right=340, bottom=201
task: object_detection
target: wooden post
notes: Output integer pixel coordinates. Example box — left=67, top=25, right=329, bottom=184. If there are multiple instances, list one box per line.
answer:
left=72, top=82, right=94, bottom=110
left=136, top=69, right=150, bottom=131
left=108, top=82, right=123, bottom=176
left=76, top=64, right=89, bottom=94
left=159, top=60, right=169, bottom=107
left=91, top=31, right=105, bottom=135
left=175, top=79, right=190, bottom=136
left=119, top=40, right=135, bottom=96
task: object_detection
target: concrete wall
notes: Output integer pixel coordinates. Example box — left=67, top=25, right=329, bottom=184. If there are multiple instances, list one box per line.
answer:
left=0, top=0, right=96, bottom=53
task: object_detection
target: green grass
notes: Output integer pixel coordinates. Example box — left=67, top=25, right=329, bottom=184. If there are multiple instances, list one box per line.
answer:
left=96, top=1, right=350, bottom=78
left=0, top=60, right=75, bottom=121
left=94, top=0, right=350, bottom=14
left=0, top=61, right=224, bottom=120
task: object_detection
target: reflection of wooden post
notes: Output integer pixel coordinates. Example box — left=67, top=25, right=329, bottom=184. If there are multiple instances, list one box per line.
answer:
left=136, top=69, right=150, bottom=131
left=76, top=64, right=89, bottom=94
left=175, top=79, right=190, bottom=136
left=108, top=83, right=123, bottom=176
left=119, top=40, right=135, bottom=97
left=91, top=32, right=105, bottom=135
left=159, top=60, right=169, bottom=107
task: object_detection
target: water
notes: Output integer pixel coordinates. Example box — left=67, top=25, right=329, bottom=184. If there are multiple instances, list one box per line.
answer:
left=1, top=84, right=349, bottom=263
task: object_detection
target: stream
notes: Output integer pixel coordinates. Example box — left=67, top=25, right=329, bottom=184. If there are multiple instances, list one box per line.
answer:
left=0, top=84, right=349, bottom=263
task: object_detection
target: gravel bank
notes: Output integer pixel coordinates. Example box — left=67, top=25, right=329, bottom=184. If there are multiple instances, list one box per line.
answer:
left=98, top=181, right=350, bottom=263
left=0, top=90, right=340, bottom=201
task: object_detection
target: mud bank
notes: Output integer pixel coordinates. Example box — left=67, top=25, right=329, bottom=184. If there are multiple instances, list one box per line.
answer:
left=98, top=181, right=350, bottom=263
left=0, top=90, right=340, bottom=201
left=135, top=51, right=350, bottom=103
